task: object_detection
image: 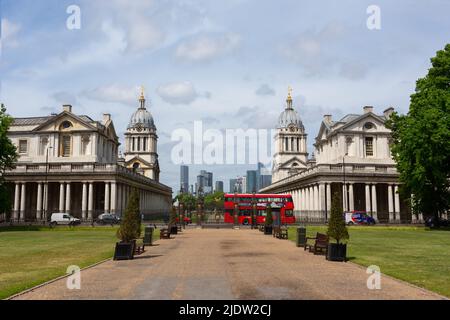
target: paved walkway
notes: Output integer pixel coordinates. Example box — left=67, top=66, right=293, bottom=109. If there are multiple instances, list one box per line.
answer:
left=13, top=228, right=444, bottom=300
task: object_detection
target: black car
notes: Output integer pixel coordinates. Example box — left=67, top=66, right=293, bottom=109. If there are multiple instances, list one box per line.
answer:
left=96, top=213, right=121, bottom=225
left=424, top=216, right=449, bottom=228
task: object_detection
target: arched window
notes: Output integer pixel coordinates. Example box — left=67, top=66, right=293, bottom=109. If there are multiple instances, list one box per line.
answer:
left=59, top=121, right=73, bottom=130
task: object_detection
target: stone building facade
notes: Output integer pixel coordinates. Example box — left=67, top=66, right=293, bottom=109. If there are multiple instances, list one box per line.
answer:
left=3, top=96, right=172, bottom=223
left=262, top=97, right=420, bottom=224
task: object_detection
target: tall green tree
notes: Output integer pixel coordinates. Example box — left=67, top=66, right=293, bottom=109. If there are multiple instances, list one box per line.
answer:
left=117, top=189, right=141, bottom=242
left=387, top=44, right=450, bottom=220
left=0, top=104, right=18, bottom=214
left=327, top=193, right=349, bottom=245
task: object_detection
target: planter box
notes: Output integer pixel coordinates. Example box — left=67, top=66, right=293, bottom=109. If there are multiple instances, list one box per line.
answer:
left=264, top=226, right=273, bottom=235
left=326, top=243, right=347, bottom=262
left=114, top=241, right=136, bottom=260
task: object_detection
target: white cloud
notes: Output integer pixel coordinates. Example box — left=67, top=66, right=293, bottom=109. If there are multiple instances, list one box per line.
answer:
left=82, top=84, right=139, bottom=105
left=156, top=81, right=203, bottom=105
left=1, top=19, right=21, bottom=48
left=255, top=84, right=276, bottom=96
left=175, top=33, right=241, bottom=62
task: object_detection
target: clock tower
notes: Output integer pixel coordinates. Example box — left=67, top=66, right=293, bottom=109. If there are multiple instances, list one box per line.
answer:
left=124, top=88, right=160, bottom=181
left=272, top=88, right=308, bottom=182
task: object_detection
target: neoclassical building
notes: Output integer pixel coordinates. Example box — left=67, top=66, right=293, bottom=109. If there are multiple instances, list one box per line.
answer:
left=3, top=94, right=172, bottom=223
left=124, top=89, right=160, bottom=181
left=272, top=88, right=308, bottom=182
left=261, top=95, right=418, bottom=224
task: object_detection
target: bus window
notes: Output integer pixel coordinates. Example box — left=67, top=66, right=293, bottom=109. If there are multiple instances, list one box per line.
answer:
left=285, top=210, right=294, bottom=217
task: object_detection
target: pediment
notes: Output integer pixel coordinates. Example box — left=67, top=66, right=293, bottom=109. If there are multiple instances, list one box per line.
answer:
left=32, top=112, right=97, bottom=132
left=278, top=157, right=307, bottom=169
left=340, top=113, right=386, bottom=132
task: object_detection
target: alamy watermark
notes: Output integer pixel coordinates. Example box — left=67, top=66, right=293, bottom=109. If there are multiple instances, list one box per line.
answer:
left=367, top=5, right=381, bottom=30
left=66, top=5, right=81, bottom=30
left=66, top=265, right=81, bottom=290
left=171, top=121, right=275, bottom=167
left=366, top=265, right=381, bottom=290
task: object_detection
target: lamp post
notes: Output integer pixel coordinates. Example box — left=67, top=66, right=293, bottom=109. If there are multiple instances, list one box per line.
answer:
left=251, top=190, right=257, bottom=229
left=233, top=188, right=239, bottom=227
left=197, top=187, right=204, bottom=226
left=343, top=151, right=348, bottom=212
left=43, top=146, right=53, bottom=224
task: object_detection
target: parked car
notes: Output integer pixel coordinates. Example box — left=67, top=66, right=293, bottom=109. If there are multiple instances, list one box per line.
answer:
left=96, top=213, right=121, bottom=225
left=345, top=211, right=376, bottom=225
left=424, top=216, right=449, bottom=228
left=50, top=213, right=81, bottom=226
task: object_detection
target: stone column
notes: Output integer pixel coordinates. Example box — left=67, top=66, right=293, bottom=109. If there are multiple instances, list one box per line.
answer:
left=82, top=182, right=88, bottom=220
left=20, top=182, right=26, bottom=221
left=394, top=185, right=401, bottom=222
left=116, top=183, right=122, bottom=216
left=111, top=182, right=117, bottom=215
left=342, top=184, right=348, bottom=212
left=65, top=182, right=71, bottom=214
left=388, top=184, right=394, bottom=222
left=59, top=182, right=65, bottom=212
left=348, top=183, right=355, bottom=212
left=13, top=182, right=20, bottom=221
left=365, top=184, right=371, bottom=214
left=319, top=183, right=325, bottom=220
left=314, top=185, right=319, bottom=217
left=104, top=182, right=110, bottom=213
left=43, top=183, right=49, bottom=221
left=36, top=182, right=43, bottom=221
left=371, top=184, right=378, bottom=221
left=326, top=183, right=332, bottom=220
left=88, top=182, right=94, bottom=220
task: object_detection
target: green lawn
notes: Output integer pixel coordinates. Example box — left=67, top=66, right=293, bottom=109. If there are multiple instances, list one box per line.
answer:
left=0, top=226, right=160, bottom=300
left=288, top=225, right=450, bottom=298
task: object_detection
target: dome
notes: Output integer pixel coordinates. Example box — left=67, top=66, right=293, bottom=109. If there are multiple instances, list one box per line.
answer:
left=278, top=108, right=303, bottom=129
left=128, top=108, right=155, bottom=130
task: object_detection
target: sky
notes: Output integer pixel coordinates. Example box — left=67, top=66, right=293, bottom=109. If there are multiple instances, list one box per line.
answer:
left=1, top=0, right=449, bottom=193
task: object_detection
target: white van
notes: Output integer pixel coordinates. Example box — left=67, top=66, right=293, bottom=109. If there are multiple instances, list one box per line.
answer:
left=50, top=213, right=81, bottom=226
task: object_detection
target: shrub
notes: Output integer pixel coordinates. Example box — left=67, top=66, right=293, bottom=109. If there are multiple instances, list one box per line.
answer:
left=265, top=205, right=273, bottom=226
left=117, top=189, right=140, bottom=242
left=327, top=192, right=349, bottom=245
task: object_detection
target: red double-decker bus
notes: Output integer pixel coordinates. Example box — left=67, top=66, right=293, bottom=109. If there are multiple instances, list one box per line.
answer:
left=223, top=193, right=295, bottom=225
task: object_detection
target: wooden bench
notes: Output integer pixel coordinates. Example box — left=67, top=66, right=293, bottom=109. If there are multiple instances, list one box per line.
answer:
left=304, top=232, right=329, bottom=255
left=134, top=239, right=145, bottom=255
left=273, top=226, right=289, bottom=239
left=160, top=228, right=171, bottom=239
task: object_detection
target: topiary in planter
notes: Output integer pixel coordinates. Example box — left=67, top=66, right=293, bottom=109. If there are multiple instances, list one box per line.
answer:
left=326, top=192, right=349, bottom=261
left=264, top=205, right=273, bottom=235
left=115, top=189, right=141, bottom=260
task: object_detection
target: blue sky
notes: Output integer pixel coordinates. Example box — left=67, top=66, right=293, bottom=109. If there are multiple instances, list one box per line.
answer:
left=1, top=0, right=449, bottom=192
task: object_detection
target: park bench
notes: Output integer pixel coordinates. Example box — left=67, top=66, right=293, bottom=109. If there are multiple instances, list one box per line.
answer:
left=273, top=226, right=288, bottom=239
left=160, top=228, right=171, bottom=239
left=134, top=238, right=145, bottom=255
left=304, top=232, right=329, bottom=255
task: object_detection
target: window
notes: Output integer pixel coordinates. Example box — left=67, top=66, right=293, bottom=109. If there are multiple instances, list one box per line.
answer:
left=143, top=137, right=147, bottom=151
left=291, top=137, right=294, bottom=151
left=285, top=137, right=288, bottom=151
left=62, top=136, right=71, bottom=157
left=364, top=122, right=375, bottom=130
left=81, top=135, right=90, bottom=155
left=297, top=138, right=300, bottom=151
left=365, top=137, right=374, bottom=157
left=137, top=137, right=141, bottom=151
left=39, top=136, right=49, bottom=155
left=19, top=140, right=28, bottom=154
left=132, top=138, right=135, bottom=151
left=60, top=121, right=73, bottom=130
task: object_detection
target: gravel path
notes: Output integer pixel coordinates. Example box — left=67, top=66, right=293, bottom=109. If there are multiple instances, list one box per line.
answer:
left=12, top=228, right=445, bottom=300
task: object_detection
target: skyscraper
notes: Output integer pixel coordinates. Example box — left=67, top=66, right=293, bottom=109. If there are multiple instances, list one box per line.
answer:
left=180, top=165, right=189, bottom=193
left=215, top=181, right=224, bottom=192
left=246, top=170, right=257, bottom=193
left=229, top=179, right=237, bottom=193
left=197, top=170, right=213, bottom=194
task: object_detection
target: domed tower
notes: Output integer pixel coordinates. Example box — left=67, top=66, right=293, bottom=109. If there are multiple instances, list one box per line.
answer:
left=272, top=87, right=308, bottom=182
left=124, top=87, right=160, bottom=181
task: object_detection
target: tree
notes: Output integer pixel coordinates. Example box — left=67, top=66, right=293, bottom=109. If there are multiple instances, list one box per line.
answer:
left=387, top=44, right=450, bottom=220
left=265, top=205, right=273, bottom=226
left=0, top=104, right=18, bottom=214
left=327, top=193, right=349, bottom=245
left=204, top=191, right=224, bottom=211
left=117, top=189, right=141, bottom=242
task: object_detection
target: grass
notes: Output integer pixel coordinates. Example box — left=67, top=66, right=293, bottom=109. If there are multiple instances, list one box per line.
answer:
left=288, top=225, right=450, bottom=298
left=0, top=225, right=161, bottom=300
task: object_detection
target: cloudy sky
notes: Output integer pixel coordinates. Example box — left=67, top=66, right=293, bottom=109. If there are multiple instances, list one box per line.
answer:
left=1, top=0, right=449, bottom=193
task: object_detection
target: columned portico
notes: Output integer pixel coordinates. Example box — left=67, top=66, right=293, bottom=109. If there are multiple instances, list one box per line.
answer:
left=20, top=182, right=26, bottom=221
left=36, top=182, right=43, bottom=220
left=65, top=182, right=71, bottom=214
left=394, top=185, right=401, bottom=221
left=388, top=184, right=394, bottom=221
left=59, top=183, right=65, bottom=212
left=82, top=182, right=88, bottom=220
left=371, top=184, right=378, bottom=221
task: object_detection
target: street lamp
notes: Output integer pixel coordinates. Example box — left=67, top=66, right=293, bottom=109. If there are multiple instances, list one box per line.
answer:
left=251, top=190, right=257, bottom=229
left=233, top=188, right=239, bottom=227
left=196, top=187, right=204, bottom=226
left=43, top=146, right=53, bottom=224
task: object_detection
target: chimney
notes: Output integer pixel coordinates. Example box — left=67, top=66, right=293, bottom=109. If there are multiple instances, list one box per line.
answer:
left=103, top=113, right=111, bottom=124
left=323, top=115, right=332, bottom=123
left=383, top=107, right=395, bottom=118
left=62, top=104, right=72, bottom=113
left=363, top=106, right=374, bottom=114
